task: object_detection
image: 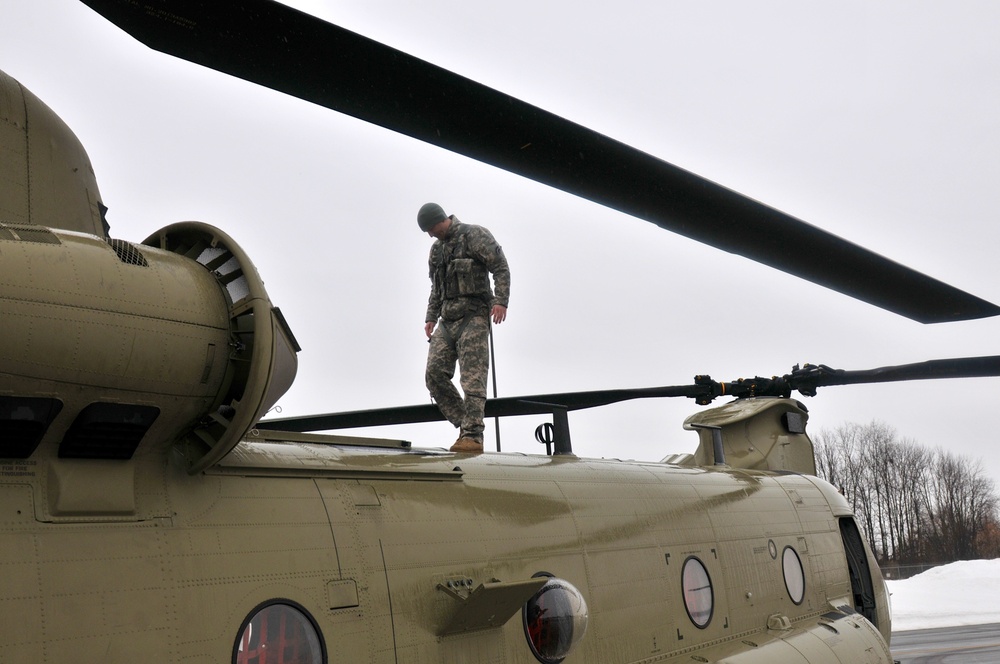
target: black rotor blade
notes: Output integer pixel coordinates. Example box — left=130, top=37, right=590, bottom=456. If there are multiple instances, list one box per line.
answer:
left=258, top=356, right=1000, bottom=432
left=257, top=403, right=443, bottom=432
left=257, top=384, right=708, bottom=432
left=80, top=0, right=1000, bottom=324
left=785, top=355, right=1000, bottom=393
left=704, top=355, right=1000, bottom=401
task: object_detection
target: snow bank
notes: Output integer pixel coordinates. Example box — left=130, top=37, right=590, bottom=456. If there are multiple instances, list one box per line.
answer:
left=886, top=559, right=1000, bottom=632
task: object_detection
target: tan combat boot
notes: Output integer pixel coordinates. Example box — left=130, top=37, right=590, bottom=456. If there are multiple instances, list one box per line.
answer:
left=450, top=437, right=484, bottom=453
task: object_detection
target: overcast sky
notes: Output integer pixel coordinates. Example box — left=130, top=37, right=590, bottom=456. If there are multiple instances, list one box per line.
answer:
left=5, top=1, right=1000, bottom=480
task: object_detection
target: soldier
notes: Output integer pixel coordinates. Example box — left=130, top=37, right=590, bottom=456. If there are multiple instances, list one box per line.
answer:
left=419, top=203, right=510, bottom=453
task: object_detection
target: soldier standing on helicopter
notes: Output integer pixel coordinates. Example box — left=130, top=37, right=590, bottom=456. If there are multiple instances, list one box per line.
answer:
left=419, top=203, right=510, bottom=453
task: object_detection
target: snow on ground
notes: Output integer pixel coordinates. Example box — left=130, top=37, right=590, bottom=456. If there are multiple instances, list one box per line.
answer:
left=887, top=559, right=1000, bottom=632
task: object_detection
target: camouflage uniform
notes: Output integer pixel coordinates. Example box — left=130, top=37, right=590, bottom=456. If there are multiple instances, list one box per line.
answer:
left=425, top=217, right=510, bottom=441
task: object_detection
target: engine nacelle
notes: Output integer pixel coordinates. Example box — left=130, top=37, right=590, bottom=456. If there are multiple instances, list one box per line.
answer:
left=0, top=221, right=298, bottom=474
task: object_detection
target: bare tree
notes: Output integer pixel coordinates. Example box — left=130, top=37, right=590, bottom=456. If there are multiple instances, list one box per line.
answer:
left=815, top=421, right=998, bottom=565
left=923, top=450, right=999, bottom=561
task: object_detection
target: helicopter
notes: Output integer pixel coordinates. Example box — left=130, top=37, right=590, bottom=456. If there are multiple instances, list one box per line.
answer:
left=2, top=0, right=1000, bottom=662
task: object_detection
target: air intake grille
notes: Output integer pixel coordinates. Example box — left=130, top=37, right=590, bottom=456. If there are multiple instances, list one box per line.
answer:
left=0, top=397, right=64, bottom=458
left=108, top=238, right=149, bottom=266
left=0, top=222, right=61, bottom=244
left=60, top=403, right=160, bottom=460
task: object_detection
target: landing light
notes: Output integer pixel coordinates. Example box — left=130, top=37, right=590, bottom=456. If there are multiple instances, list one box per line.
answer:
left=522, top=575, right=589, bottom=663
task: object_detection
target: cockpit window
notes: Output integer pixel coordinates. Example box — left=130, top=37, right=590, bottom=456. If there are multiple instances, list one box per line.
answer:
left=522, top=574, right=589, bottom=663
left=234, top=600, right=325, bottom=664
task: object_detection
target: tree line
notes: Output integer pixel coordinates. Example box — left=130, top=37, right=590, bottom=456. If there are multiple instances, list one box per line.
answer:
left=814, top=421, right=1000, bottom=567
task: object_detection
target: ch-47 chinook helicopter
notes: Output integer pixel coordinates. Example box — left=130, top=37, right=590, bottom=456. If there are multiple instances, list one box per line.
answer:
left=4, top=1, right=1000, bottom=662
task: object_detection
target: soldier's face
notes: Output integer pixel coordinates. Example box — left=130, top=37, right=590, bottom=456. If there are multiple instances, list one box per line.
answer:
left=428, top=218, right=450, bottom=240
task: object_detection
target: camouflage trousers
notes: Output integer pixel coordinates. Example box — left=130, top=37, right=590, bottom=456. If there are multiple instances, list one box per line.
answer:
left=425, top=313, right=490, bottom=440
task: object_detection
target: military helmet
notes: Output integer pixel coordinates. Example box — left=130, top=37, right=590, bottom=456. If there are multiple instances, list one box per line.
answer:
left=417, top=202, right=447, bottom=232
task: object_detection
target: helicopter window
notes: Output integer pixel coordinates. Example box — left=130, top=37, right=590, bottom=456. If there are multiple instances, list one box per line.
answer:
left=782, top=546, right=806, bottom=605
left=681, top=557, right=714, bottom=628
left=522, top=574, right=589, bottom=664
left=233, top=600, right=325, bottom=664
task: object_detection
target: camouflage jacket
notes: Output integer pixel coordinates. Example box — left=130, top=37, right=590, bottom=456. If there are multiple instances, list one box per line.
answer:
left=425, top=217, right=510, bottom=322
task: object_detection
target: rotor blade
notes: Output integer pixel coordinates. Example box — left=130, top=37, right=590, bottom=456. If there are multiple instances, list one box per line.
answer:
left=257, top=384, right=709, bottom=432
left=258, top=356, right=1000, bottom=432
left=257, top=404, right=443, bottom=432
left=786, top=355, right=1000, bottom=393
left=79, top=0, right=1000, bottom=324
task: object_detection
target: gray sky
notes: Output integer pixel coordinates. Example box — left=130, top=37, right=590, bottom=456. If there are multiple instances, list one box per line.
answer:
left=5, top=1, right=1000, bottom=480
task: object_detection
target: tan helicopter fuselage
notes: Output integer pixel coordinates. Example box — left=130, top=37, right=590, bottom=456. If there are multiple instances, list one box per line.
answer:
left=0, top=421, right=891, bottom=663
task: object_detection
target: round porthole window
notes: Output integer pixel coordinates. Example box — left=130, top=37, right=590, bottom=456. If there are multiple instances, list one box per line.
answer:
left=682, top=557, right=714, bottom=628
left=522, top=575, right=589, bottom=663
left=234, top=600, right=325, bottom=664
left=782, top=546, right=805, bottom=605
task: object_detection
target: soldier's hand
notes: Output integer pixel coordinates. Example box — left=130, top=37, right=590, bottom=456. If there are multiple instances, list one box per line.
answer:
left=491, top=305, right=507, bottom=325
left=425, top=321, right=436, bottom=339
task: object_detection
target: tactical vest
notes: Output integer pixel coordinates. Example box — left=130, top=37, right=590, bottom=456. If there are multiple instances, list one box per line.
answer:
left=432, top=226, right=492, bottom=302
